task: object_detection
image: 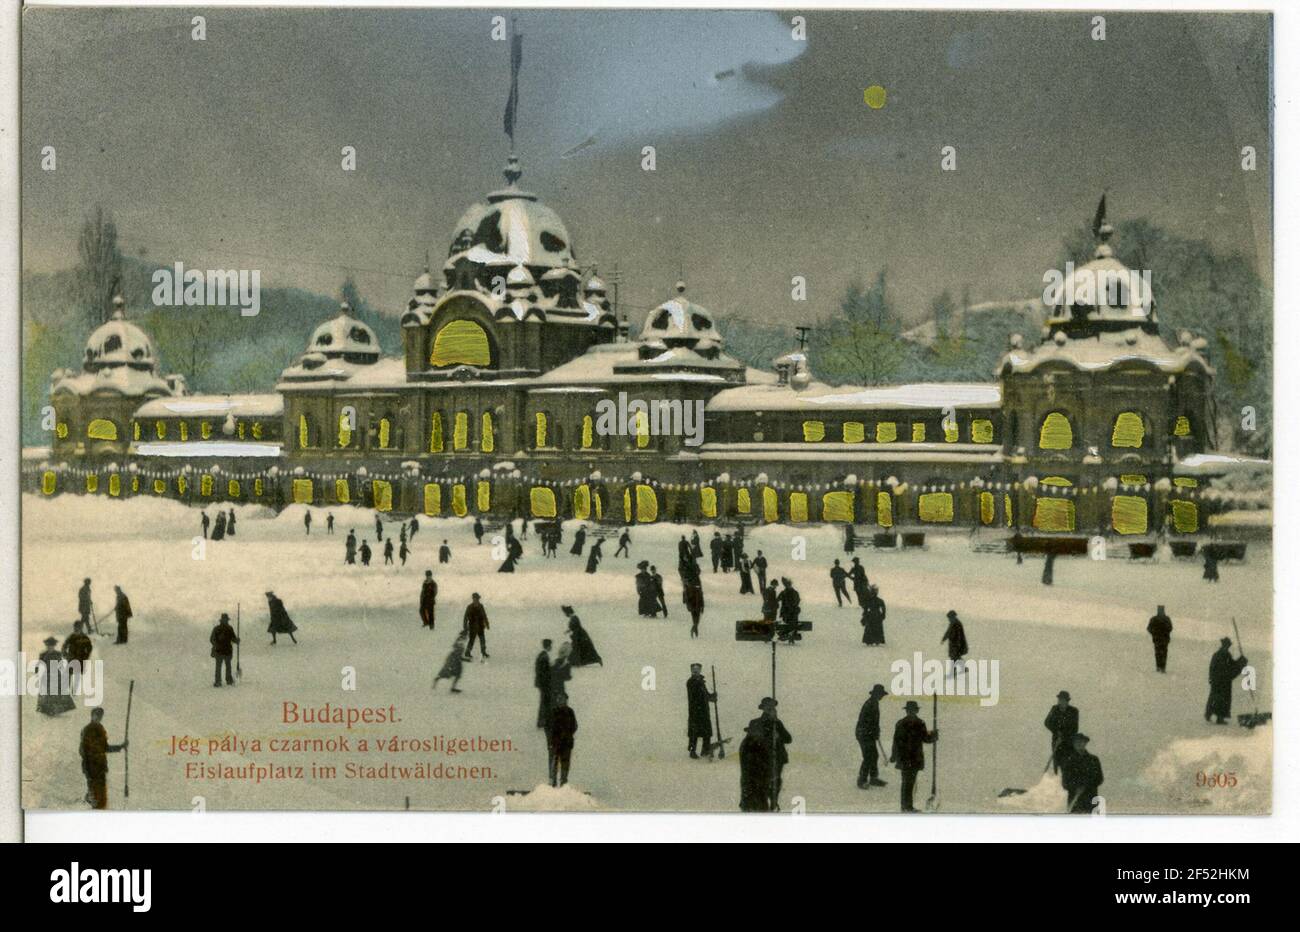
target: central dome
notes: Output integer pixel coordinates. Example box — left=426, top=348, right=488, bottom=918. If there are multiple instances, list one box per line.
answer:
left=84, top=296, right=159, bottom=372
left=306, top=303, right=380, bottom=362
left=449, top=190, right=575, bottom=268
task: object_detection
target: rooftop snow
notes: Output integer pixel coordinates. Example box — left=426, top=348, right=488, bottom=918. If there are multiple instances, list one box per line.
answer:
left=135, top=393, right=283, bottom=419
left=133, top=441, right=283, bottom=458
left=1000, top=330, right=1210, bottom=376
left=707, top=381, right=1001, bottom=412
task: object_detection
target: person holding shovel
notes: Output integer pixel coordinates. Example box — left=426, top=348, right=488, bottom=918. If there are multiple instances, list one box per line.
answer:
left=209, top=613, right=240, bottom=687
left=889, top=699, right=937, bottom=813
left=1061, top=733, right=1104, bottom=814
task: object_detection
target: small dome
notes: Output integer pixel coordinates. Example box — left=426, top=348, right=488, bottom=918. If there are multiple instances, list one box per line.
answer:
left=584, top=275, right=607, bottom=295
left=1049, top=216, right=1154, bottom=321
left=306, top=303, right=380, bottom=361
left=506, top=265, right=535, bottom=287
left=640, top=283, right=722, bottom=353
left=413, top=268, right=437, bottom=294
left=83, top=295, right=159, bottom=371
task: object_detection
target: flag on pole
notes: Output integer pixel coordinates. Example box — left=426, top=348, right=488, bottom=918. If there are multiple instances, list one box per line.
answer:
left=1091, top=193, right=1107, bottom=239
left=504, top=30, right=522, bottom=146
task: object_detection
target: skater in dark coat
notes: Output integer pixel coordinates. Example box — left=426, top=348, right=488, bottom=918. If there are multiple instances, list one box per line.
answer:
left=112, top=586, right=132, bottom=644
left=565, top=608, right=603, bottom=667
left=860, top=585, right=887, bottom=645
left=409, top=517, right=419, bottom=539
left=384, top=539, right=394, bottom=565
left=709, top=533, right=723, bottom=573
left=227, top=509, right=236, bottom=537
left=399, top=541, right=410, bottom=566
left=473, top=517, right=484, bottom=545
left=374, top=515, right=383, bottom=541
left=889, top=700, right=937, bottom=812
left=738, top=721, right=772, bottom=812
left=830, top=559, right=850, bottom=607
left=79, top=707, right=126, bottom=809
left=1061, top=733, right=1103, bottom=813
left=1146, top=606, right=1173, bottom=673
left=326, top=513, right=334, bottom=534
left=738, top=553, right=755, bottom=595
left=615, top=528, right=631, bottom=558
left=720, top=536, right=735, bottom=573
left=584, top=538, right=604, bottom=574
left=634, top=562, right=655, bottom=616
left=1203, top=548, right=1220, bottom=582
left=849, top=558, right=869, bottom=605
left=1042, top=551, right=1056, bottom=586
left=534, top=639, right=553, bottom=728
left=304, top=511, right=312, bottom=535
left=747, top=698, right=792, bottom=810
left=359, top=540, right=372, bottom=566
left=209, top=613, right=240, bottom=687
left=761, top=580, right=779, bottom=622
left=433, top=633, right=466, bottom=692
left=752, top=551, right=768, bottom=591
left=678, top=535, right=693, bottom=565
left=776, top=578, right=801, bottom=631
left=651, top=565, right=668, bottom=616
left=266, top=592, right=298, bottom=644
left=345, top=530, right=357, bottom=565
left=681, top=560, right=705, bottom=638
left=201, top=512, right=210, bottom=539
left=686, top=663, right=717, bottom=759
left=855, top=684, right=888, bottom=788
left=36, top=637, right=76, bottom=715
left=462, top=593, right=489, bottom=660
left=690, top=530, right=703, bottom=558
left=1044, top=690, right=1079, bottom=774
left=211, top=510, right=227, bottom=541
left=77, top=579, right=93, bottom=629
left=62, top=622, right=94, bottom=667
left=546, top=693, right=578, bottom=787
left=1205, top=637, right=1248, bottom=724
left=419, top=571, right=438, bottom=629
left=940, top=610, right=968, bottom=671
left=844, top=524, right=856, bottom=553
left=439, top=540, right=451, bottom=564
left=570, top=526, right=587, bottom=555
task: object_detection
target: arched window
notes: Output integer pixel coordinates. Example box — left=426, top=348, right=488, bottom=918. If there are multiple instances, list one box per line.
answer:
left=1111, top=411, right=1145, bottom=448
left=86, top=418, right=118, bottom=441
left=377, top=415, right=393, bottom=449
left=429, top=412, right=444, bottom=453
left=430, top=319, right=492, bottom=367
left=1038, top=412, right=1073, bottom=450
left=338, top=411, right=354, bottom=448
left=535, top=411, right=549, bottom=449
left=481, top=411, right=495, bottom=453
left=298, top=414, right=317, bottom=449
left=453, top=411, right=470, bottom=451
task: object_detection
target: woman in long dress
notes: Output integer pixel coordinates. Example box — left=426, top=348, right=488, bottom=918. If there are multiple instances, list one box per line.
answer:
left=585, top=538, right=604, bottom=574
left=266, top=591, right=298, bottom=645
left=738, top=553, right=755, bottom=594
left=566, top=614, right=603, bottom=667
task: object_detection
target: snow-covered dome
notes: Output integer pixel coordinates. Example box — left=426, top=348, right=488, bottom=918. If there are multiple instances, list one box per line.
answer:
left=84, top=295, right=159, bottom=372
left=640, top=282, right=722, bottom=354
left=307, top=303, right=380, bottom=362
left=413, top=268, right=437, bottom=295
left=446, top=158, right=575, bottom=271
left=1048, top=221, right=1154, bottom=323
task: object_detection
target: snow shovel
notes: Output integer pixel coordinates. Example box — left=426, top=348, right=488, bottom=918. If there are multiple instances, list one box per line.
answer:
left=1231, top=617, right=1270, bottom=728
left=998, top=752, right=1055, bottom=797
left=925, top=692, right=940, bottom=811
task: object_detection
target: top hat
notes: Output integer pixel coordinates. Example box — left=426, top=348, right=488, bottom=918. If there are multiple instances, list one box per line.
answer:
left=869, top=684, right=888, bottom=698
left=903, top=700, right=921, bottom=712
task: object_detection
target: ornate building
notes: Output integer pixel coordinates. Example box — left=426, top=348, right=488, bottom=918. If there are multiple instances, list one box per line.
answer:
left=33, top=173, right=1249, bottom=543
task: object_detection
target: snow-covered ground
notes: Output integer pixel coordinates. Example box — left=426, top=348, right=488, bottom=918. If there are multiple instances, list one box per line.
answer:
left=20, top=494, right=1272, bottom=814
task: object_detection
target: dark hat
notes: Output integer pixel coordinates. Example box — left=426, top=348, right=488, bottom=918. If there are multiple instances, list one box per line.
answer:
left=690, top=663, right=703, bottom=671
left=903, top=700, right=921, bottom=712
left=869, top=684, right=888, bottom=698
left=425, top=570, right=433, bottom=577
left=946, top=610, right=959, bottom=620
left=1072, top=733, right=1090, bottom=744
left=1221, top=637, right=1232, bottom=647
left=43, top=636, right=58, bottom=646
left=561, top=605, right=574, bottom=614
left=637, top=560, right=649, bottom=569
left=219, top=612, right=230, bottom=622
left=471, top=592, right=481, bottom=600
left=758, top=697, right=778, bottom=711
left=1057, top=690, right=1071, bottom=700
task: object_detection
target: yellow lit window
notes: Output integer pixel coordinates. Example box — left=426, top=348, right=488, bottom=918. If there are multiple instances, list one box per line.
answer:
left=843, top=422, right=865, bottom=443
left=42, top=471, right=56, bottom=495
left=971, top=419, right=994, bottom=444
left=228, top=480, right=241, bottom=498
left=822, top=491, right=854, bottom=522
left=1039, top=412, right=1073, bottom=450
left=179, top=421, right=189, bottom=441
left=132, top=422, right=140, bottom=441
left=581, top=415, right=593, bottom=449
left=373, top=480, right=392, bottom=512
left=109, top=474, right=121, bottom=497
left=293, top=479, right=313, bottom=504
left=573, top=484, right=591, bottom=520
left=700, top=487, right=718, bottom=518
left=338, top=412, right=352, bottom=448
left=87, top=418, right=117, bottom=441
left=453, top=411, right=469, bottom=451
left=252, top=422, right=263, bottom=440
left=943, top=418, right=959, bottom=443
left=1033, top=498, right=1075, bottom=532
left=803, top=420, right=825, bottom=442
left=736, top=488, right=752, bottom=514
left=1174, top=477, right=1197, bottom=488
left=980, top=491, right=994, bottom=525
left=423, top=483, right=441, bottom=515
left=1112, top=411, right=1145, bottom=448
left=1171, top=500, right=1198, bottom=533
left=1120, top=474, right=1147, bottom=485
left=298, top=415, right=309, bottom=449
left=155, top=421, right=167, bottom=440
left=335, top=479, right=350, bottom=504
left=237, top=421, right=246, bottom=439
left=535, top=412, right=548, bottom=448
left=763, top=487, right=778, bottom=522
left=912, top=422, right=926, bottom=442
left=378, top=417, right=391, bottom=449
left=482, top=412, right=495, bottom=453
left=635, top=484, right=658, bottom=522
left=430, top=412, right=444, bottom=452
left=153, top=479, right=166, bottom=495
left=875, top=422, right=897, bottom=443
left=876, top=491, right=893, bottom=528
left=1173, top=416, right=1191, bottom=437
left=86, top=475, right=98, bottom=493
left=531, top=486, right=557, bottom=518
left=200, top=475, right=214, bottom=496
left=431, top=319, right=492, bottom=367
left=201, top=421, right=212, bottom=440
left=918, top=492, right=954, bottom=523
left=177, top=476, right=187, bottom=495
left=635, top=410, right=650, bottom=449
left=476, top=480, right=491, bottom=512
left=1112, top=496, right=1148, bottom=535
left=452, top=484, right=468, bottom=517
left=788, top=492, right=809, bottom=523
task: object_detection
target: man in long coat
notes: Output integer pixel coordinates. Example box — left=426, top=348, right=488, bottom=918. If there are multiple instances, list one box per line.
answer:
left=112, top=585, right=132, bottom=645
left=79, top=707, right=126, bottom=809
left=1146, top=606, right=1173, bottom=673
left=1205, top=637, right=1249, bottom=724
left=462, top=593, right=489, bottom=660
left=62, top=622, right=94, bottom=695
left=889, top=700, right=937, bottom=812
left=634, top=562, right=656, bottom=616
left=209, top=612, right=240, bottom=687
left=77, top=578, right=93, bottom=629
left=860, top=585, right=887, bottom=645
left=748, top=698, right=792, bottom=810
left=849, top=558, right=869, bottom=605
left=855, top=684, right=888, bottom=788
left=1061, top=733, right=1103, bottom=813
left=419, top=571, right=438, bottom=629
left=940, top=610, right=968, bottom=673
left=534, top=639, right=553, bottom=728
left=546, top=693, right=578, bottom=787
left=37, top=637, right=76, bottom=715
left=738, top=721, right=772, bottom=811
left=1044, top=690, right=1079, bottom=774
left=752, top=551, right=768, bottom=592
left=686, top=663, right=717, bottom=759
left=830, top=559, right=850, bottom=607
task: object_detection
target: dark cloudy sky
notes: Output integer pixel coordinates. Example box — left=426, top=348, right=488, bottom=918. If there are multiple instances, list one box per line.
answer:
left=21, top=7, right=1272, bottom=328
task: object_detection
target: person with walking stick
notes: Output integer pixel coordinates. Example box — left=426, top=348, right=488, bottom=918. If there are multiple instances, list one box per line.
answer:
left=79, top=706, right=127, bottom=809
left=855, top=684, right=888, bottom=788
left=210, top=613, right=240, bottom=687
left=889, top=699, right=937, bottom=812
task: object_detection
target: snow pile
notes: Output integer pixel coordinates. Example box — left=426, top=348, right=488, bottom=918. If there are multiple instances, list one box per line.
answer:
left=23, top=495, right=276, bottom=543
left=995, top=773, right=1068, bottom=813
left=1140, top=730, right=1271, bottom=813
left=505, top=784, right=602, bottom=812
